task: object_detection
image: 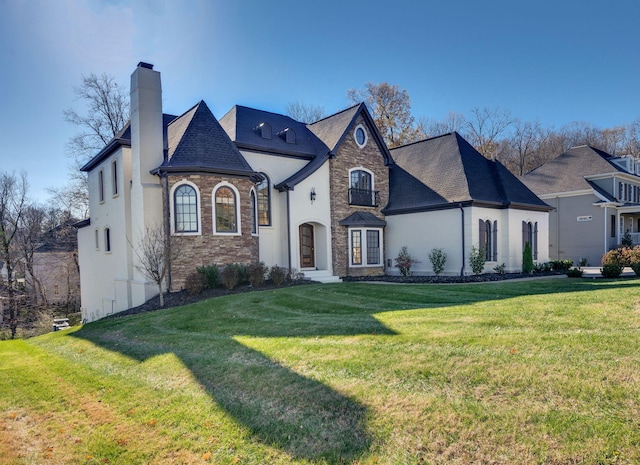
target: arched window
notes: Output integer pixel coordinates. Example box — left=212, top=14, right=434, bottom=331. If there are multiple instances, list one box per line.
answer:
left=174, top=184, right=198, bottom=233
left=215, top=185, right=238, bottom=233
left=522, top=221, right=538, bottom=260
left=479, top=219, right=498, bottom=261
left=250, top=190, right=257, bottom=234
left=256, top=174, right=271, bottom=226
left=349, top=169, right=375, bottom=206
left=104, top=227, right=111, bottom=252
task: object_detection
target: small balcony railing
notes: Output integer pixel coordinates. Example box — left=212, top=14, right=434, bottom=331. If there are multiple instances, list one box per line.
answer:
left=348, top=188, right=379, bottom=207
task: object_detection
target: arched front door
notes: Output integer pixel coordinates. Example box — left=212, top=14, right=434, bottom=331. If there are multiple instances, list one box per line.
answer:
left=299, top=223, right=315, bottom=268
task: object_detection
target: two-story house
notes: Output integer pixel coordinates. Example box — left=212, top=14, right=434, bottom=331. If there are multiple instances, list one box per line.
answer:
left=521, top=145, right=640, bottom=265
left=77, top=63, right=392, bottom=322
left=77, top=62, right=551, bottom=322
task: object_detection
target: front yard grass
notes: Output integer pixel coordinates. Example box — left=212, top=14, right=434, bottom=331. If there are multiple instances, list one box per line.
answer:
left=1, top=278, right=639, bottom=464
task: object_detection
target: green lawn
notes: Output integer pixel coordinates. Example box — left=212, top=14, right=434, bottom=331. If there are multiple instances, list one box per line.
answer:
left=1, top=278, right=639, bottom=464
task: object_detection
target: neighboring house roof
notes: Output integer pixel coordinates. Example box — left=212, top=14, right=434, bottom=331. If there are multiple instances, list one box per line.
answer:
left=81, top=114, right=177, bottom=172
left=385, top=132, right=552, bottom=215
left=338, top=211, right=387, bottom=227
left=219, top=105, right=328, bottom=159
left=153, top=101, right=259, bottom=179
left=35, top=220, right=79, bottom=253
left=521, top=145, right=629, bottom=195
left=275, top=103, right=394, bottom=191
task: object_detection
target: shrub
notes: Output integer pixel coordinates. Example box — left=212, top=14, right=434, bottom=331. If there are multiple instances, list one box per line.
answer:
left=566, top=267, right=584, bottom=278
left=549, top=259, right=573, bottom=272
left=578, top=257, right=589, bottom=268
left=522, top=242, right=534, bottom=274
left=428, top=248, right=447, bottom=276
left=631, top=262, right=640, bottom=277
left=196, top=264, right=220, bottom=289
left=289, top=268, right=305, bottom=282
left=247, top=261, right=268, bottom=288
left=469, top=246, right=486, bottom=275
left=395, top=246, right=417, bottom=276
left=534, top=262, right=552, bottom=273
left=220, top=264, right=241, bottom=290
left=185, top=271, right=207, bottom=295
left=493, top=263, right=506, bottom=275
left=621, top=230, right=633, bottom=248
left=269, top=265, right=288, bottom=287
left=601, top=262, right=624, bottom=278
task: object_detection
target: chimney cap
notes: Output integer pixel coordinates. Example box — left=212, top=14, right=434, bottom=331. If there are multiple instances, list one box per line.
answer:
left=137, top=62, right=154, bottom=70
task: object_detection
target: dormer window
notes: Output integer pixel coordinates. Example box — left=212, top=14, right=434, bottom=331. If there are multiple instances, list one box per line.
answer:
left=278, top=128, right=296, bottom=144
left=254, top=122, right=272, bottom=139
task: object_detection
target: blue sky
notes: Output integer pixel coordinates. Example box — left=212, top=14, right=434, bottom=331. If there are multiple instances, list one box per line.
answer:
left=1, top=0, right=639, bottom=202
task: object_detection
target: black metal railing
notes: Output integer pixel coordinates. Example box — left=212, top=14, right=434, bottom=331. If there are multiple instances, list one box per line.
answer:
left=348, top=188, right=379, bottom=207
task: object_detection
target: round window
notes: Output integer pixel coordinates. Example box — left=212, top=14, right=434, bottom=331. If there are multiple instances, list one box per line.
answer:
left=354, top=125, right=367, bottom=147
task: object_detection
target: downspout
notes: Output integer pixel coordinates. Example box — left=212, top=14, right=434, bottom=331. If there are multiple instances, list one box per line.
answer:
left=286, top=189, right=292, bottom=272
left=163, top=174, right=172, bottom=292
left=459, top=203, right=465, bottom=276
left=604, top=206, right=608, bottom=257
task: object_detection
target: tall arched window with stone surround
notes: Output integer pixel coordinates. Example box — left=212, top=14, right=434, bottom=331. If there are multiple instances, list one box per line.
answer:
left=214, top=185, right=239, bottom=234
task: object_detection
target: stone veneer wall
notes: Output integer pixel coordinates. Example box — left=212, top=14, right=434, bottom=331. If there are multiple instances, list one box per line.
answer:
left=165, top=174, right=259, bottom=290
left=329, top=115, right=389, bottom=277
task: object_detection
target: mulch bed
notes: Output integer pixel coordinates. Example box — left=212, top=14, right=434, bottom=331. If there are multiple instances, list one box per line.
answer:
left=342, top=271, right=563, bottom=284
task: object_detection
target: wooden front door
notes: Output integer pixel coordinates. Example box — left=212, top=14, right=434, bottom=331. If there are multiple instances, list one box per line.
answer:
left=299, top=223, right=315, bottom=268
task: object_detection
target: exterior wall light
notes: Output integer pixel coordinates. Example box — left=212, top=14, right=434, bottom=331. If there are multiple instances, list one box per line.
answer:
left=310, top=187, right=316, bottom=203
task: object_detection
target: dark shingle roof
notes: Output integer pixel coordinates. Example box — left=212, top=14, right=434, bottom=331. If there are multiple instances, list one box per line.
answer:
left=521, top=145, right=628, bottom=195
left=308, top=102, right=393, bottom=164
left=338, top=211, right=387, bottom=227
left=81, top=115, right=177, bottom=172
left=307, top=104, right=361, bottom=152
left=154, top=101, right=257, bottom=178
left=384, top=132, right=551, bottom=214
left=219, top=105, right=328, bottom=159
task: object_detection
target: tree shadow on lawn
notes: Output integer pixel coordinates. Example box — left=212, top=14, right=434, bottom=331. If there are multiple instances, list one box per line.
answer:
left=71, top=293, right=397, bottom=463
left=70, top=278, right=640, bottom=462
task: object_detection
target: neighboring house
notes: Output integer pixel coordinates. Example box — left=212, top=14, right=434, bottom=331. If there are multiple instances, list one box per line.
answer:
left=77, top=63, right=550, bottom=322
left=521, top=145, right=640, bottom=266
left=29, top=221, right=80, bottom=308
left=384, top=132, right=552, bottom=275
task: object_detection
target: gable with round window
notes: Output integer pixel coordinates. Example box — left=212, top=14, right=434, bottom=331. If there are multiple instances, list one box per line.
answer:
left=354, top=124, right=368, bottom=148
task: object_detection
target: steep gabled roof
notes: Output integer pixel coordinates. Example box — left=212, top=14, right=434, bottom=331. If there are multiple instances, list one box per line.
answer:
left=521, top=145, right=630, bottom=195
left=308, top=102, right=393, bottom=165
left=384, top=132, right=551, bottom=215
left=219, top=105, right=328, bottom=159
left=153, top=101, right=258, bottom=179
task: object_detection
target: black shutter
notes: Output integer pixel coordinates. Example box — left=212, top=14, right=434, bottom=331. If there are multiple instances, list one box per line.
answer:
left=492, top=221, right=498, bottom=261
left=533, top=222, right=538, bottom=260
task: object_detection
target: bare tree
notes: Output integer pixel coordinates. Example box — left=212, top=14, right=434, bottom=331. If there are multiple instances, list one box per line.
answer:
left=285, top=100, right=326, bottom=124
left=15, top=204, right=47, bottom=307
left=504, top=120, right=549, bottom=175
left=347, top=82, right=424, bottom=148
left=418, top=111, right=466, bottom=139
left=0, top=171, right=29, bottom=339
left=464, top=107, right=514, bottom=159
left=130, top=222, right=182, bottom=307
left=53, top=73, right=129, bottom=219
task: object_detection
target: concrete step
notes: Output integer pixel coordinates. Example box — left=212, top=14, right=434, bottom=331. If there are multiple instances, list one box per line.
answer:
left=302, top=270, right=342, bottom=283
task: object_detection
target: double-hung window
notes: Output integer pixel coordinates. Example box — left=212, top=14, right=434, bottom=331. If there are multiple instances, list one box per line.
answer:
left=479, top=219, right=498, bottom=261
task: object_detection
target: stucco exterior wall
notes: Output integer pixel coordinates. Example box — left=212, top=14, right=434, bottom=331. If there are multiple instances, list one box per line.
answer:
left=240, top=151, right=309, bottom=269
left=385, top=208, right=465, bottom=275
left=79, top=146, right=146, bottom=322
